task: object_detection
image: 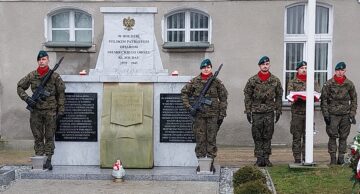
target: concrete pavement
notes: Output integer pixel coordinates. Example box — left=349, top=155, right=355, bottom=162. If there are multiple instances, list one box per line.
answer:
left=1, top=146, right=330, bottom=194
left=3, top=179, right=219, bottom=194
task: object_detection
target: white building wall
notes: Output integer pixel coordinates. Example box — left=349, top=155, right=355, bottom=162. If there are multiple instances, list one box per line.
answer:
left=0, top=0, right=359, bottom=147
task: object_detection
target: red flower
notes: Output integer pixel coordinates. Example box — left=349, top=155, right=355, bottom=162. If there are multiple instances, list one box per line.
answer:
left=356, top=172, right=360, bottom=180
left=352, top=148, right=357, bottom=155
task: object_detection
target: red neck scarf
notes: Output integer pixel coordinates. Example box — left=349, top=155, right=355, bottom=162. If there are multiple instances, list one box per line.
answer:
left=36, top=66, right=49, bottom=77
left=201, top=72, right=213, bottom=80
left=334, top=75, right=346, bottom=85
left=296, top=73, right=307, bottom=82
left=258, top=71, right=271, bottom=81
left=37, top=66, right=49, bottom=77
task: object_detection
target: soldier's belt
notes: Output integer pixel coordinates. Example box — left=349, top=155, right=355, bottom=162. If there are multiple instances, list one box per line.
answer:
left=292, top=111, right=306, bottom=115
left=252, top=111, right=274, bottom=114
left=329, top=112, right=350, bottom=116
left=252, top=101, right=274, bottom=104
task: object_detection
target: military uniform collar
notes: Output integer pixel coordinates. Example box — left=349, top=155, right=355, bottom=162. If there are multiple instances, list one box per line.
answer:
left=330, top=77, right=350, bottom=85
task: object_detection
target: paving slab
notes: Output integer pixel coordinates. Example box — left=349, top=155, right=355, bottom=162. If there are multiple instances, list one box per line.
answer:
left=2, top=179, right=219, bottom=194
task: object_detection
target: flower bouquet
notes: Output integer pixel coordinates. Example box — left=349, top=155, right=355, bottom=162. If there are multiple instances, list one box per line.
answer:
left=349, top=134, right=360, bottom=193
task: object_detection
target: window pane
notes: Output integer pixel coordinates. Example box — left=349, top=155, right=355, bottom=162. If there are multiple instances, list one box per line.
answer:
left=315, top=72, right=327, bottom=90
left=167, top=31, right=185, bottom=42
left=285, top=72, right=296, bottom=95
left=167, top=13, right=185, bottom=29
left=316, top=6, right=329, bottom=34
left=52, top=30, right=69, bottom=41
left=286, top=43, right=304, bottom=70
left=75, top=30, right=92, bottom=42
left=190, top=31, right=208, bottom=42
left=52, top=12, right=69, bottom=28
left=190, top=12, right=208, bottom=28
left=315, top=43, right=328, bottom=70
left=287, top=5, right=304, bottom=34
left=75, top=12, right=92, bottom=28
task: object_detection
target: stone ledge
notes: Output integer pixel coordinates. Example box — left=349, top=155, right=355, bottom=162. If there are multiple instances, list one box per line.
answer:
left=0, top=169, right=15, bottom=186
left=61, top=75, right=193, bottom=83
left=20, top=166, right=220, bottom=182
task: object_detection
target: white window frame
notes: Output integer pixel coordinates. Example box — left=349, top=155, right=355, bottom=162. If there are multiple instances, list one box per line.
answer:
left=283, top=3, right=333, bottom=101
left=45, top=8, right=93, bottom=44
left=163, top=9, right=212, bottom=44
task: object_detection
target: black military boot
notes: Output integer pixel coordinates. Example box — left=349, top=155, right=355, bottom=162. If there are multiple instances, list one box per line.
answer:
left=43, top=159, right=53, bottom=170
left=210, top=160, right=216, bottom=173
left=196, top=165, right=200, bottom=173
left=254, top=157, right=265, bottom=167
left=264, top=158, right=273, bottom=167
left=330, top=155, right=337, bottom=165
left=337, top=155, right=345, bottom=165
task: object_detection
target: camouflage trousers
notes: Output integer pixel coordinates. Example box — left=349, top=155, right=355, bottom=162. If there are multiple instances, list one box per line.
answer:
left=30, top=109, right=57, bottom=158
left=290, top=113, right=305, bottom=160
left=326, top=114, right=351, bottom=156
left=251, top=112, right=274, bottom=158
left=192, top=116, right=220, bottom=159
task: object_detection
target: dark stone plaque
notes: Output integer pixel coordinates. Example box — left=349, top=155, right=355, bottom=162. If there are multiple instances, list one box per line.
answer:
left=160, top=93, right=195, bottom=143
left=56, top=93, right=97, bottom=142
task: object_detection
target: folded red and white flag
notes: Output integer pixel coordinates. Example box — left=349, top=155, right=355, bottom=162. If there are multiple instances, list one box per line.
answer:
left=286, top=91, right=321, bottom=102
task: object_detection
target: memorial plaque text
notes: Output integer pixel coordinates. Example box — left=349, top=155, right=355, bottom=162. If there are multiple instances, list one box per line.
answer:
left=160, top=93, right=195, bottom=143
left=56, top=93, right=97, bottom=142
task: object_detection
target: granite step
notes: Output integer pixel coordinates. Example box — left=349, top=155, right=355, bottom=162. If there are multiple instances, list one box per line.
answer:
left=20, top=165, right=220, bottom=182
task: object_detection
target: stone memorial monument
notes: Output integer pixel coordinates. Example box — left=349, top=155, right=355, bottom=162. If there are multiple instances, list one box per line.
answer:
left=54, top=7, right=197, bottom=168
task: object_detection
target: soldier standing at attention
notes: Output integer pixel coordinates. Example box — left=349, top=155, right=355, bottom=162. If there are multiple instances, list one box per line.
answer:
left=181, top=59, right=228, bottom=172
left=287, top=61, right=320, bottom=163
left=321, top=62, right=357, bottom=165
left=17, top=50, right=66, bottom=170
left=244, top=56, right=283, bottom=167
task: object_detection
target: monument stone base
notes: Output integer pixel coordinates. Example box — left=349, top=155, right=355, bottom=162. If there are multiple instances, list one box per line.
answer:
left=196, top=157, right=213, bottom=175
left=30, top=156, right=47, bottom=170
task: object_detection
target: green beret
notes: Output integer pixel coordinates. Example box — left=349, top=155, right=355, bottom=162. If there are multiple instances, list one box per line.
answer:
left=37, top=50, right=48, bottom=61
left=335, top=62, right=346, bottom=70
left=200, top=59, right=212, bottom=69
left=296, top=61, right=307, bottom=70
left=258, top=56, right=270, bottom=65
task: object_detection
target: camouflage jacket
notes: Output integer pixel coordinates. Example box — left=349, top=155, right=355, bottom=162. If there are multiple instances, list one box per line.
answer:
left=287, top=77, right=320, bottom=114
left=181, top=74, right=228, bottom=118
left=17, top=69, right=66, bottom=113
left=244, top=73, right=283, bottom=114
left=320, top=77, right=357, bottom=117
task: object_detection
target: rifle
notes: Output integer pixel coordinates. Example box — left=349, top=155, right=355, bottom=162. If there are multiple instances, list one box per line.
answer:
left=189, top=64, right=223, bottom=120
left=26, top=57, right=64, bottom=112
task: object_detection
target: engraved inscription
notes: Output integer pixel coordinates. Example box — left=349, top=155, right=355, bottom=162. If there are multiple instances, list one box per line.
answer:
left=160, top=93, right=195, bottom=143
left=111, top=92, right=143, bottom=126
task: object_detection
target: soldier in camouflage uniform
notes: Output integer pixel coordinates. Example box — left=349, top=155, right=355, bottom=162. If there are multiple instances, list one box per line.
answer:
left=244, top=56, right=283, bottom=167
left=17, top=50, right=66, bottom=170
left=321, top=62, right=357, bottom=165
left=287, top=61, right=320, bottom=163
left=181, top=59, right=228, bottom=172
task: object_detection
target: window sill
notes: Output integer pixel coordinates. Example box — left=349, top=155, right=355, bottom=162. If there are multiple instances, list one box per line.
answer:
left=44, top=41, right=96, bottom=53
left=162, top=42, right=214, bottom=53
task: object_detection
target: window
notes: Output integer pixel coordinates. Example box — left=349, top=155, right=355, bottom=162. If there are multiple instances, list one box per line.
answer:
left=163, top=9, right=211, bottom=49
left=46, top=9, right=93, bottom=47
left=284, top=4, right=332, bottom=98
